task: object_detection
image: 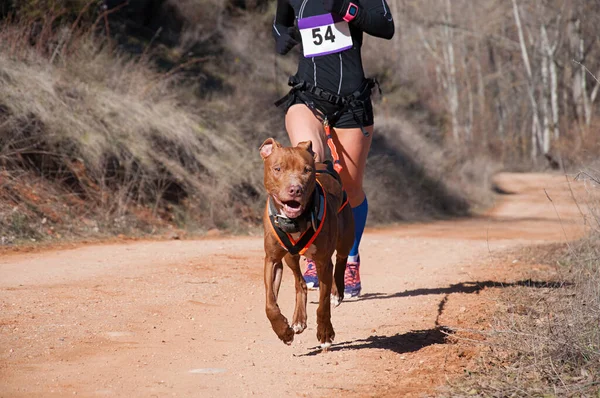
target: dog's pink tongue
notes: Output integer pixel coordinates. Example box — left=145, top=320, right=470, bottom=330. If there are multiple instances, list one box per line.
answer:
left=283, top=204, right=303, bottom=219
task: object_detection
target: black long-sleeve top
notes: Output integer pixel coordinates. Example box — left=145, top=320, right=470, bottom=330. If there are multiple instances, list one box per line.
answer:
left=273, top=0, right=394, bottom=96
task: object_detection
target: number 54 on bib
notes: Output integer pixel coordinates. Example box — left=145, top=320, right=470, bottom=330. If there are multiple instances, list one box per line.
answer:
left=298, top=13, right=353, bottom=58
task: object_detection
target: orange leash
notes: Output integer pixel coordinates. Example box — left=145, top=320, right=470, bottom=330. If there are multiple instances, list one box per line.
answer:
left=323, top=119, right=343, bottom=174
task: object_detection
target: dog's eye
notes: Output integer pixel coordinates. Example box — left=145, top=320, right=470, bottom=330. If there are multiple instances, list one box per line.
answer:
left=273, top=166, right=281, bottom=172
left=304, top=166, right=313, bottom=173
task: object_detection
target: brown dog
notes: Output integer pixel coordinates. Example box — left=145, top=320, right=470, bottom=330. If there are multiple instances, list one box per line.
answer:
left=259, top=138, right=354, bottom=349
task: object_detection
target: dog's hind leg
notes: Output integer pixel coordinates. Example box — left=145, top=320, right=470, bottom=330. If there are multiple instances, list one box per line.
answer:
left=264, top=256, right=294, bottom=345
left=284, top=253, right=308, bottom=334
left=315, top=258, right=335, bottom=349
left=332, top=206, right=354, bottom=307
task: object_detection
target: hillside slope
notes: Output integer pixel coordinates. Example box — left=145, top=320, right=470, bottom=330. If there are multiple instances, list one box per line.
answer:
left=0, top=2, right=492, bottom=244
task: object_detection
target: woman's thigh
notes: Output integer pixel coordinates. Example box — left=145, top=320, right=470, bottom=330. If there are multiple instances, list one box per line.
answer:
left=285, top=104, right=326, bottom=161
left=332, top=125, right=374, bottom=207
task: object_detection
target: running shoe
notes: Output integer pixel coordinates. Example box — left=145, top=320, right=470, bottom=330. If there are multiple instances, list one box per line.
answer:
left=344, top=257, right=362, bottom=298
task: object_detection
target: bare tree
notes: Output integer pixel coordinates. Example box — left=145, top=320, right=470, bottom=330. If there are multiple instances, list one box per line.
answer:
left=381, top=0, right=599, bottom=163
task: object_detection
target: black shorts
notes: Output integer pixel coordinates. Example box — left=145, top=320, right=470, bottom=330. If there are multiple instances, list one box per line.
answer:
left=285, top=90, right=374, bottom=129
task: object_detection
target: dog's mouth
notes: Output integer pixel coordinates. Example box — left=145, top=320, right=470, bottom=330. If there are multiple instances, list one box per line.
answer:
left=275, top=197, right=305, bottom=219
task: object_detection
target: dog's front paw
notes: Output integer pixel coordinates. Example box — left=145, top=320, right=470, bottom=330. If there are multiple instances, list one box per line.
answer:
left=279, top=326, right=295, bottom=345
left=292, top=321, right=307, bottom=334
left=316, top=321, right=335, bottom=349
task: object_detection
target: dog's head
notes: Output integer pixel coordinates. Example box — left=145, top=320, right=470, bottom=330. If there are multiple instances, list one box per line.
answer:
left=259, top=138, right=316, bottom=219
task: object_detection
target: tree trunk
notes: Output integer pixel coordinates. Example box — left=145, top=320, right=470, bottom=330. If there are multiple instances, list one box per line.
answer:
left=591, top=69, right=600, bottom=104
left=569, top=19, right=585, bottom=126
left=475, top=39, right=486, bottom=142
left=580, top=34, right=592, bottom=126
left=541, top=33, right=550, bottom=155
left=512, top=0, right=542, bottom=159
left=540, top=24, right=558, bottom=154
left=443, top=0, right=460, bottom=143
left=549, top=50, right=560, bottom=141
left=488, top=38, right=505, bottom=151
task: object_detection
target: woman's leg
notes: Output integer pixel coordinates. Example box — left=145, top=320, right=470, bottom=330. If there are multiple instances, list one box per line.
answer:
left=285, top=104, right=326, bottom=161
left=332, top=125, right=373, bottom=297
left=331, top=125, right=373, bottom=207
left=285, top=103, right=326, bottom=289
left=288, top=105, right=373, bottom=258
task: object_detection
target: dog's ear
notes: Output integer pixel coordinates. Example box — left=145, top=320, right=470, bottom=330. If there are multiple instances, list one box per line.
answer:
left=259, top=138, right=281, bottom=160
left=297, top=140, right=316, bottom=160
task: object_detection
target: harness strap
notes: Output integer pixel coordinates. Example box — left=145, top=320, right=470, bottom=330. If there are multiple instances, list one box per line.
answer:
left=317, top=160, right=342, bottom=182
left=316, top=164, right=347, bottom=212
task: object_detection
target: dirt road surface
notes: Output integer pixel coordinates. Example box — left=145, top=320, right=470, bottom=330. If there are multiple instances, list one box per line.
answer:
left=0, top=173, right=591, bottom=397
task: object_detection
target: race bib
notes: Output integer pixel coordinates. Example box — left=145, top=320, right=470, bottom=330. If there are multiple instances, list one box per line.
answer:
left=298, top=13, right=353, bottom=58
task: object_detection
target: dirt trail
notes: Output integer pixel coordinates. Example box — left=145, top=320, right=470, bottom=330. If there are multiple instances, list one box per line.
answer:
left=0, top=173, right=590, bottom=397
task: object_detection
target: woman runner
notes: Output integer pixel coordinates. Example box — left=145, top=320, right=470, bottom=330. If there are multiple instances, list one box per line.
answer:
left=272, top=0, right=394, bottom=297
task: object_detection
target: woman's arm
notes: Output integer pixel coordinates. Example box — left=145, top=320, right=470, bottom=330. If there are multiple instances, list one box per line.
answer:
left=324, top=0, right=395, bottom=40
left=272, top=0, right=300, bottom=55
left=273, top=0, right=295, bottom=39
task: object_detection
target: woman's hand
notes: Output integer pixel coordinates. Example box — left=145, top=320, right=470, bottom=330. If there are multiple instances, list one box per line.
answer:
left=275, top=26, right=299, bottom=55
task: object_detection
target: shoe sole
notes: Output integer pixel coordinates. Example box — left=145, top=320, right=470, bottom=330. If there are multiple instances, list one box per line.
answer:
left=344, top=288, right=361, bottom=299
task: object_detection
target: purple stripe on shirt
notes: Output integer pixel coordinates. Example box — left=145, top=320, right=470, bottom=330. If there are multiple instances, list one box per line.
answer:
left=298, top=13, right=343, bottom=29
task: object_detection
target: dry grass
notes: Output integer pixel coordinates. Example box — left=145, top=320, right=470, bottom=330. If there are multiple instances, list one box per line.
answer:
left=0, top=20, right=265, bottom=241
left=450, top=171, right=600, bottom=397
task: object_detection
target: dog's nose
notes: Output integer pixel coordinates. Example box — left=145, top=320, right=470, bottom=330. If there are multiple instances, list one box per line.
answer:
left=288, top=184, right=303, bottom=197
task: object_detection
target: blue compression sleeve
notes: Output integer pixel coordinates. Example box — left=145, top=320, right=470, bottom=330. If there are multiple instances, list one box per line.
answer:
left=349, top=197, right=368, bottom=260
